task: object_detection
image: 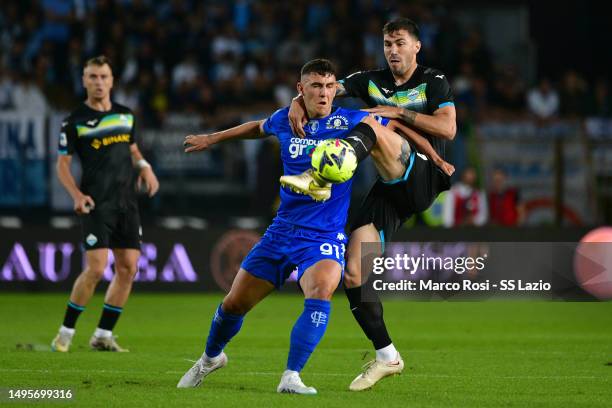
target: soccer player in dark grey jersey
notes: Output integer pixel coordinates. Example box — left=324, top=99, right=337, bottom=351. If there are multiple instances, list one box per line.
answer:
left=51, top=56, right=159, bottom=352
left=285, top=18, right=456, bottom=391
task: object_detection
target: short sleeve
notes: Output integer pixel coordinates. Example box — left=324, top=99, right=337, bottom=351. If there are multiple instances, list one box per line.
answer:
left=58, top=119, right=77, bottom=155
left=128, top=112, right=136, bottom=144
left=339, top=71, right=370, bottom=100
left=427, top=72, right=455, bottom=113
left=262, top=108, right=288, bottom=137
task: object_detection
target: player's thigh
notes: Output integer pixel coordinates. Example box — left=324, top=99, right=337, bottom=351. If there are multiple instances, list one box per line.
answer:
left=369, top=126, right=411, bottom=181
left=223, top=268, right=275, bottom=315
left=112, top=248, right=140, bottom=277
left=300, top=259, right=342, bottom=300
left=345, top=223, right=381, bottom=288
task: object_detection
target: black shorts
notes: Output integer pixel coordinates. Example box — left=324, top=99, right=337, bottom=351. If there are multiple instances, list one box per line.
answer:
left=350, top=151, right=450, bottom=241
left=80, top=208, right=142, bottom=250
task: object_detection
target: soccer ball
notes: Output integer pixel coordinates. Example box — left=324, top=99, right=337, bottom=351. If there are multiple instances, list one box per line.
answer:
left=311, top=139, right=358, bottom=183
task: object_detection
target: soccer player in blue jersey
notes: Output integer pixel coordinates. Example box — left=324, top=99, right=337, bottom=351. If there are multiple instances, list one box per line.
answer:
left=176, top=59, right=452, bottom=394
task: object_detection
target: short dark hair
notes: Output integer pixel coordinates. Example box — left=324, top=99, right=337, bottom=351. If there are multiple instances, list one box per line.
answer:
left=383, top=18, right=420, bottom=40
left=300, top=58, right=337, bottom=78
left=84, top=55, right=112, bottom=69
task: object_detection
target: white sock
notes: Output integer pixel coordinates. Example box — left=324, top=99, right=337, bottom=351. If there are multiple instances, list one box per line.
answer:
left=94, top=328, right=112, bottom=338
left=59, top=326, right=75, bottom=337
left=375, top=343, right=398, bottom=363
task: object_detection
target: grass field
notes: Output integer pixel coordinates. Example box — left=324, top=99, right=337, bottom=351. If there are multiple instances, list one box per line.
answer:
left=0, top=293, right=611, bottom=407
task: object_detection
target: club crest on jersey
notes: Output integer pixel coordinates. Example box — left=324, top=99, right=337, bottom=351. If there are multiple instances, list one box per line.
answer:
left=91, top=139, right=102, bottom=149
left=86, top=234, right=98, bottom=246
left=306, top=120, right=319, bottom=134
left=325, top=115, right=349, bottom=130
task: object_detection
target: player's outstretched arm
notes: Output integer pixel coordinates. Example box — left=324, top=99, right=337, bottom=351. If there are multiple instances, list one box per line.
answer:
left=364, top=105, right=456, bottom=140
left=387, top=119, right=455, bottom=177
left=130, top=144, right=159, bottom=197
left=184, top=120, right=265, bottom=153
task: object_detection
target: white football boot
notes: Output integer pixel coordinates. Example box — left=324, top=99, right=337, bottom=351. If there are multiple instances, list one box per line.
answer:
left=277, top=370, right=317, bottom=395
left=349, top=353, right=404, bottom=391
left=177, top=352, right=228, bottom=388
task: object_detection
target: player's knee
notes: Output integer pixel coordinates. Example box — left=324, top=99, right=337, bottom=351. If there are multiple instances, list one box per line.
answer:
left=305, top=281, right=336, bottom=300
left=83, top=265, right=105, bottom=283
left=115, top=264, right=138, bottom=280
left=221, top=295, right=250, bottom=315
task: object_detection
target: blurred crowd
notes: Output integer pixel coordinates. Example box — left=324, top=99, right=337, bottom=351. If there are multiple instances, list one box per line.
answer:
left=1, top=0, right=611, bottom=129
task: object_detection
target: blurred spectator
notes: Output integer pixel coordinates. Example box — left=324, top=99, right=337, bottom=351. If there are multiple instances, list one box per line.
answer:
left=526, top=78, right=559, bottom=121
left=586, top=79, right=612, bottom=117
left=172, top=53, right=199, bottom=90
left=559, top=70, right=589, bottom=118
left=12, top=72, right=48, bottom=115
left=487, top=168, right=524, bottom=227
left=443, top=167, right=488, bottom=227
left=491, top=65, right=526, bottom=116
left=0, top=66, right=16, bottom=109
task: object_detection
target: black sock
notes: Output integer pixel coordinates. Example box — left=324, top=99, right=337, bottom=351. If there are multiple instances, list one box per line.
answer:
left=345, top=285, right=392, bottom=349
left=62, top=301, right=85, bottom=329
left=97, top=303, right=123, bottom=331
left=344, top=122, right=377, bottom=162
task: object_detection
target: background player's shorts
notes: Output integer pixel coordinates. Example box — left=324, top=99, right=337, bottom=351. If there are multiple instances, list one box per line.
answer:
left=350, top=148, right=450, bottom=241
left=80, top=208, right=142, bottom=250
left=241, top=221, right=347, bottom=288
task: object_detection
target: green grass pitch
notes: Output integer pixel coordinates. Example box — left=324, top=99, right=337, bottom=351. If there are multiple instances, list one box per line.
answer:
left=0, top=293, right=611, bottom=407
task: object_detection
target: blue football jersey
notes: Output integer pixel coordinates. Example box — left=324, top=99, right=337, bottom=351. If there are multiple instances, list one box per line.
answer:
left=262, top=106, right=388, bottom=232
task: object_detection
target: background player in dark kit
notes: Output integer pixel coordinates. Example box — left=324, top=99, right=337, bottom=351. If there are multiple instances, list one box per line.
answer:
left=52, top=56, right=159, bottom=352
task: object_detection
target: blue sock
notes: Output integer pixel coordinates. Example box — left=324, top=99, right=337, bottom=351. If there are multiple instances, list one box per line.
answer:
left=204, top=304, right=244, bottom=358
left=287, top=298, right=331, bottom=372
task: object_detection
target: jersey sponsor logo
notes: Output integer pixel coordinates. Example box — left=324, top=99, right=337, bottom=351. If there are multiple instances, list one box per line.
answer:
left=59, top=132, right=67, bottom=147
left=86, top=234, right=98, bottom=246
left=90, top=134, right=131, bottom=150
left=288, top=137, right=322, bottom=159
left=325, top=115, right=349, bottom=130
left=306, top=120, right=319, bottom=134
left=311, top=311, right=327, bottom=327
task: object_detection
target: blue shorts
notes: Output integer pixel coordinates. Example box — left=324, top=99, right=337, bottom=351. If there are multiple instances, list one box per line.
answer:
left=241, top=222, right=347, bottom=289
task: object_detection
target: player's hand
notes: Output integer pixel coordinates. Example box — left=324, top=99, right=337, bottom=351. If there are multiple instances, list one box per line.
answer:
left=184, top=134, right=214, bottom=153
left=288, top=96, right=308, bottom=138
left=74, top=194, right=95, bottom=215
left=137, top=166, right=160, bottom=197
left=363, top=105, right=404, bottom=119
left=436, top=159, right=455, bottom=177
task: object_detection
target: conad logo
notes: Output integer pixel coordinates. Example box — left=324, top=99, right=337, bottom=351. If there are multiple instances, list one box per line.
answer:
left=210, top=230, right=261, bottom=292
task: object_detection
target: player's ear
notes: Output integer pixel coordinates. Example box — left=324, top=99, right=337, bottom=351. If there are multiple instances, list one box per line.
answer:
left=297, top=81, right=304, bottom=95
left=414, top=40, right=421, bottom=54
